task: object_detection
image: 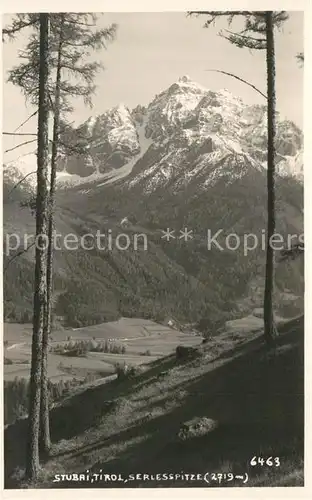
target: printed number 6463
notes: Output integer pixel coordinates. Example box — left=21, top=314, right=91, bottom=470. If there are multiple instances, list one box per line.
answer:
left=250, top=456, right=280, bottom=467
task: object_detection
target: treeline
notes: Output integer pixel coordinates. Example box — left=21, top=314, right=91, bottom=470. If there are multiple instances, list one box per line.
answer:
left=4, top=229, right=303, bottom=329
left=51, top=339, right=126, bottom=357
left=4, top=375, right=99, bottom=426
left=3, top=256, right=34, bottom=322
left=4, top=306, right=32, bottom=324
left=3, top=255, right=66, bottom=323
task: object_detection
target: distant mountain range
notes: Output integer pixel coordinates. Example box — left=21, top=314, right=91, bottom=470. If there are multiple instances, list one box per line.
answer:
left=4, top=75, right=303, bottom=192
left=3, top=76, right=304, bottom=328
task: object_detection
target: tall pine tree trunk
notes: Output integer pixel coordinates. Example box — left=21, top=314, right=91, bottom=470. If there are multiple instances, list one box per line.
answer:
left=40, top=16, right=64, bottom=454
left=26, top=13, right=50, bottom=481
left=264, top=11, right=277, bottom=347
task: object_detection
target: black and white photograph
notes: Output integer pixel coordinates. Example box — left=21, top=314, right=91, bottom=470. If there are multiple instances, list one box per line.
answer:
left=1, top=3, right=307, bottom=491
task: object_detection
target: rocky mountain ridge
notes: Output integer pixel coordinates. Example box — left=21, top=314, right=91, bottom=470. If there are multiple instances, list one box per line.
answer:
left=4, top=75, right=303, bottom=194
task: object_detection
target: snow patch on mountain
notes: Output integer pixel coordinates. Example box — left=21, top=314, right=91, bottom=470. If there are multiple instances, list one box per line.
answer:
left=106, top=103, right=138, bottom=149
left=97, top=116, right=153, bottom=188
left=277, top=149, right=303, bottom=180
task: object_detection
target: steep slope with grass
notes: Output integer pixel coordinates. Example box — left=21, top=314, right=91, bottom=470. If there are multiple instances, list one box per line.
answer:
left=5, top=316, right=304, bottom=488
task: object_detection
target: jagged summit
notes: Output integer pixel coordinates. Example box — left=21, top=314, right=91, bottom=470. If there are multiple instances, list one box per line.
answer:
left=175, top=75, right=205, bottom=90
left=111, top=102, right=132, bottom=118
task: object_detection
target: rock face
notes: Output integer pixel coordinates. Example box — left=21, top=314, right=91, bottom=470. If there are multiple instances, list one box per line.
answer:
left=145, top=75, right=206, bottom=142
left=115, top=363, right=143, bottom=381
left=178, top=417, right=219, bottom=440
left=58, top=103, right=140, bottom=177
left=202, top=337, right=211, bottom=344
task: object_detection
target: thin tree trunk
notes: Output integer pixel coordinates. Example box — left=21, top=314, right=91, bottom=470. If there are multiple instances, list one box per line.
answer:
left=26, top=13, right=50, bottom=481
left=40, top=15, right=64, bottom=454
left=264, top=11, right=277, bottom=347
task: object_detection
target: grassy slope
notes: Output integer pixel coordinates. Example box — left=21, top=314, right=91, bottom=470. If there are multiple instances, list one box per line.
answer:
left=4, top=316, right=304, bottom=488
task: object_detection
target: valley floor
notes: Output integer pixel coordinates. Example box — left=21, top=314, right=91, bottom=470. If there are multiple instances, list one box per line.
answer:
left=3, top=318, right=202, bottom=382
left=4, top=316, right=304, bottom=489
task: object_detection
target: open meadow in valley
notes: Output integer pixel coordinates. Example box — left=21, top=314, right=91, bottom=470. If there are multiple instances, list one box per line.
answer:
left=4, top=318, right=203, bottom=382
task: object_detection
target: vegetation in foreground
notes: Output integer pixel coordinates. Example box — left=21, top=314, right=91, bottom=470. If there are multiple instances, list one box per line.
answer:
left=4, top=372, right=106, bottom=426
left=4, top=316, right=304, bottom=488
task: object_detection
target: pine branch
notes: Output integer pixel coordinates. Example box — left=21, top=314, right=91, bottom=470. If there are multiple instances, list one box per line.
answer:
left=14, top=110, right=38, bottom=132
left=4, top=126, right=88, bottom=158
left=188, top=11, right=287, bottom=50
left=223, top=28, right=266, bottom=43
left=4, top=138, right=37, bottom=154
left=221, top=33, right=266, bottom=50
left=6, top=171, right=37, bottom=198
left=7, top=13, right=117, bottom=113
left=205, top=69, right=267, bottom=99
left=64, top=19, right=97, bottom=27
left=188, top=10, right=251, bottom=19
left=5, top=149, right=37, bottom=165
left=2, top=19, right=37, bottom=40
left=3, top=132, right=37, bottom=136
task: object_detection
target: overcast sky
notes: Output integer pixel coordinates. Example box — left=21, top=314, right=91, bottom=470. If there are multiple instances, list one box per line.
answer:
left=3, top=12, right=303, bottom=165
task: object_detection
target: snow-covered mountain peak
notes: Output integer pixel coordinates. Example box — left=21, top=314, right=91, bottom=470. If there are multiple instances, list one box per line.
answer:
left=165, top=75, right=206, bottom=98
left=175, top=74, right=206, bottom=91
left=5, top=76, right=303, bottom=196
left=144, top=76, right=207, bottom=141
